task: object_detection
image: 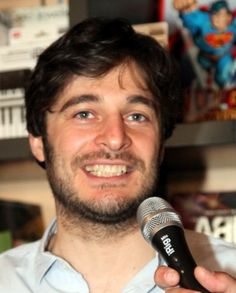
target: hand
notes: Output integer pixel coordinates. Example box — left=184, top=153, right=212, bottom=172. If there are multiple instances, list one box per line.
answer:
left=173, top=0, right=197, bottom=13
left=155, top=265, right=236, bottom=292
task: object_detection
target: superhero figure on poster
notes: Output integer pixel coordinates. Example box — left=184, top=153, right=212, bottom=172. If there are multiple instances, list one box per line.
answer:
left=174, top=0, right=236, bottom=88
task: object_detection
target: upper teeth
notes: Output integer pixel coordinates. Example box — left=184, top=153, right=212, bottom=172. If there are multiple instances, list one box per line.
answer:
left=85, top=165, right=127, bottom=177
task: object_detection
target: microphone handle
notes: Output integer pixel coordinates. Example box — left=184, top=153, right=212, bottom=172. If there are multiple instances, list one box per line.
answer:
left=152, top=225, right=210, bottom=293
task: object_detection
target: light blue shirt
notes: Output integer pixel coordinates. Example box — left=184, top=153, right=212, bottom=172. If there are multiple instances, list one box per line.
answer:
left=0, top=219, right=236, bottom=292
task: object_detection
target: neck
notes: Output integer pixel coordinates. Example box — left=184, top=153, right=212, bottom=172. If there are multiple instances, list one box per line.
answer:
left=49, top=216, right=155, bottom=293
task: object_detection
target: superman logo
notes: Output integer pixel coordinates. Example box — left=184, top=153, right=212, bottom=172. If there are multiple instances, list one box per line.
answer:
left=205, top=32, right=233, bottom=48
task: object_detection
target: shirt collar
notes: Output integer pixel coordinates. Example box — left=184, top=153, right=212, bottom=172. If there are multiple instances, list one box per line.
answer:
left=34, top=219, right=58, bottom=285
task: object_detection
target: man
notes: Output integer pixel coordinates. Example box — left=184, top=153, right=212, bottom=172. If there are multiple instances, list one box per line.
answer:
left=173, top=0, right=236, bottom=87
left=0, top=17, right=235, bottom=292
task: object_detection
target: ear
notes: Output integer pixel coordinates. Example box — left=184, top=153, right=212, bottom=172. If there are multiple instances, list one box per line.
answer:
left=228, top=14, right=233, bottom=25
left=28, top=134, right=45, bottom=162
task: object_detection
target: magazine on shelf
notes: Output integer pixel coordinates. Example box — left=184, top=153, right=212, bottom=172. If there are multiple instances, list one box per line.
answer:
left=169, top=191, right=236, bottom=244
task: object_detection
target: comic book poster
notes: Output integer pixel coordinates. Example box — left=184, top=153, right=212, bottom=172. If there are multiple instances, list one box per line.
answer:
left=169, top=191, right=236, bottom=244
left=161, top=0, right=236, bottom=122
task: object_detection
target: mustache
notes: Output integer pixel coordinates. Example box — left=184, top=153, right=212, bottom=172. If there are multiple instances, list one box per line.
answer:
left=71, top=150, right=145, bottom=171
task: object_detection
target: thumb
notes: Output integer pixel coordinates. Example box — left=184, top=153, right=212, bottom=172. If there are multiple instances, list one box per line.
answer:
left=195, top=266, right=236, bottom=293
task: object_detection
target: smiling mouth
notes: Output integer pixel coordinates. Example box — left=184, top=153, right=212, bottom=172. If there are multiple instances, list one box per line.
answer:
left=85, top=164, right=128, bottom=177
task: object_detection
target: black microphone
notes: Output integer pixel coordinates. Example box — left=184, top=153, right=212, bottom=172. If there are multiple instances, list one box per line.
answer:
left=137, top=196, right=210, bottom=293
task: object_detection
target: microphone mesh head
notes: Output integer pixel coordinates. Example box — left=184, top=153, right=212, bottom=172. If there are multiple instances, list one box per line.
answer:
left=137, top=197, right=183, bottom=243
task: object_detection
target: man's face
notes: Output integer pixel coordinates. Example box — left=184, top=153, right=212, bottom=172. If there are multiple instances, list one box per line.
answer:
left=30, top=63, right=162, bottom=225
left=211, top=8, right=232, bottom=32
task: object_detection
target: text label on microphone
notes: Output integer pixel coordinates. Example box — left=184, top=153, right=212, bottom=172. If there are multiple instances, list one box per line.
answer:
left=161, top=234, right=175, bottom=256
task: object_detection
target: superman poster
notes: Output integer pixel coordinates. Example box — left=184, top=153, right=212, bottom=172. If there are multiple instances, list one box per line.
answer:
left=161, top=0, right=236, bottom=122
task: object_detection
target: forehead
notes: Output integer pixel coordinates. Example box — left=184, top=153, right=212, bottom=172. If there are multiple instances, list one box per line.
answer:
left=54, top=62, right=155, bottom=107
left=212, top=8, right=228, bottom=15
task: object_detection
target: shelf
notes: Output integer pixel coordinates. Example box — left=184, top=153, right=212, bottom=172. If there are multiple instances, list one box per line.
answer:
left=0, top=137, right=32, bottom=161
left=164, top=120, right=236, bottom=171
left=166, top=120, right=236, bottom=148
left=164, top=143, right=236, bottom=171
left=1, top=121, right=236, bottom=169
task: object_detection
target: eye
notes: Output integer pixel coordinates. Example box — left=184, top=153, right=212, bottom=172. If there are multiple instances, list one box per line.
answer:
left=127, top=113, right=147, bottom=122
left=74, top=111, right=94, bottom=119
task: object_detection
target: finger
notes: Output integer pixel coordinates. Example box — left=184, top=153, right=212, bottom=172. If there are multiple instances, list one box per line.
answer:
left=155, top=266, right=180, bottom=288
left=173, top=0, right=197, bottom=12
left=166, top=289, right=200, bottom=293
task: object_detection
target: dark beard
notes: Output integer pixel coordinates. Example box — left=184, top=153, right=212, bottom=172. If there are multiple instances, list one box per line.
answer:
left=52, top=181, right=156, bottom=226
left=43, top=136, right=160, bottom=230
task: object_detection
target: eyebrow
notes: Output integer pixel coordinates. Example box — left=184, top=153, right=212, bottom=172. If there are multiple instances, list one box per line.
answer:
left=59, top=95, right=99, bottom=112
left=127, top=95, right=158, bottom=111
left=58, top=94, right=158, bottom=113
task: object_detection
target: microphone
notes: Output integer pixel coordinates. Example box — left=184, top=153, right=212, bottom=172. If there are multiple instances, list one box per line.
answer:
left=137, top=196, right=210, bottom=293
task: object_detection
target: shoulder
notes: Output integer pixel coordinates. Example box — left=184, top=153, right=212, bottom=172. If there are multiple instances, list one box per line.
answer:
left=0, top=241, right=40, bottom=290
left=0, top=240, right=40, bottom=264
left=181, top=9, right=208, bottom=19
left=180, top=10, right=209, bottom=29
left=185, top=229, right=236, bottom=275
left=231, top=17, right=236, bottom=29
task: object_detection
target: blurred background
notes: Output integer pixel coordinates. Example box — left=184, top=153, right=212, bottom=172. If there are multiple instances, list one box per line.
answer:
left=1, top=0, right=236, bottom=252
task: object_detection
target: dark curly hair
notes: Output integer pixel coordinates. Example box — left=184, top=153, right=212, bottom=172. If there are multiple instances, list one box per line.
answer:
left=25, top=17, right=182, bottom=141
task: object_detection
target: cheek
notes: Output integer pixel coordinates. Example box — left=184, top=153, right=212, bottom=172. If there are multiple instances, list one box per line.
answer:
left=147, top=133, right=161, bottom=165
left=51, top=127, right=96, bottom=156
left=135, top=131, right=160, bottom=162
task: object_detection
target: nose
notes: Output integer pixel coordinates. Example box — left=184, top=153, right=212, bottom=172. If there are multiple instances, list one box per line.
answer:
left=95, top=114, right=132, bottom=151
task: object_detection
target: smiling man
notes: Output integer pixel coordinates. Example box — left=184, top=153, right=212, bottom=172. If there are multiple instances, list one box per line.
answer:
left=0, top=17, right=236, bottom=293
left=40, top=64, right=161, bottom=231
